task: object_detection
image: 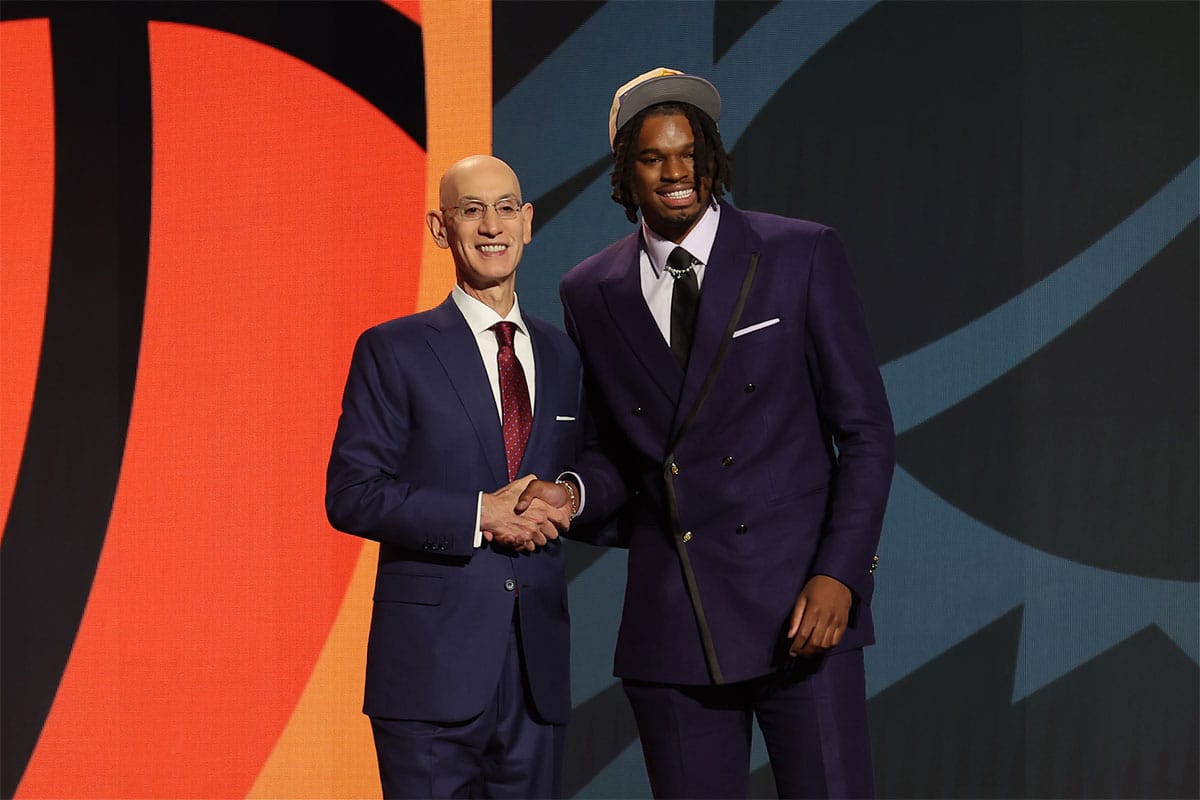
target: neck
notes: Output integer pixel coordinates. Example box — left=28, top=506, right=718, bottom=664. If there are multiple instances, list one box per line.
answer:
left=458, top=281, right=516, bottom=316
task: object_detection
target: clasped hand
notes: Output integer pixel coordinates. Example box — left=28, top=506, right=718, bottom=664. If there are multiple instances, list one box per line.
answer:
left=480, top=476, right=571, bottom=552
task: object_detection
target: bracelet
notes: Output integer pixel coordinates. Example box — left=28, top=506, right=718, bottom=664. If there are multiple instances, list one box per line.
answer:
left=555, top=479, right=579, bottom=518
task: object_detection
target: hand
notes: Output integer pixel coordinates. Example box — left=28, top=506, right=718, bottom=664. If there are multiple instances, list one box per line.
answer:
left=480, top=475, right=558, bottom=552
left=786, top=575, right=852, bottom=657
left=515, top=479, right=573, bottom=532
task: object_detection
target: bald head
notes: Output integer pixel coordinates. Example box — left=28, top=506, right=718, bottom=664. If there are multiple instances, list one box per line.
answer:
left=439, top=155, right=523, bottom=209
left=427, top=154, right=534, bottom=312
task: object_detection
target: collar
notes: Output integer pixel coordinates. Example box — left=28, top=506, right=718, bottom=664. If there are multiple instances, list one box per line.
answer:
left=641, top=201, right=721, bottom=278
left=451, top=284, right=528, bottom=337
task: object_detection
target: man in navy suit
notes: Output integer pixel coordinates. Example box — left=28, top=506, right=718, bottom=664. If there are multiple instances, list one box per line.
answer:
left=326, top=155, right=582, bottom=799
left=525, top=69, right=896, bottom=798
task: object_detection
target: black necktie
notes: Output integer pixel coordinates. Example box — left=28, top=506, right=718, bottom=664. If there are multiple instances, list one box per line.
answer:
left=668, top=246, right=699, bottom=368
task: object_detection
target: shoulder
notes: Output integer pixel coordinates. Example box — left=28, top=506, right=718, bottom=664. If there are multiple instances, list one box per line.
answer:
left=524, top=312, right=578, bottom=359
left=729, top=204, right=832, bottom=247
left=561, top=229, right=640, bottom=294
left=356, top=301, right=456, bottom=350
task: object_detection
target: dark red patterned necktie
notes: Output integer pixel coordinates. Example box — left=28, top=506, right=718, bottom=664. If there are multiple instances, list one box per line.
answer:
left=492, top=322, right=532, bottom=481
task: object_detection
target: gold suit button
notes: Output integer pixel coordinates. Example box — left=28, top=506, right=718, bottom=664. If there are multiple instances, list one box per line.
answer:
left=670, top=463, right=679, bottom=475
left=744, top=383, right=756, bottom=393
left=735, top=524, right=747, bottom=535
left=632, top=406, right=644, bottom=416
left=721, top=455, right=734, bottom=466
left=682, top=531, right=693, bottom=543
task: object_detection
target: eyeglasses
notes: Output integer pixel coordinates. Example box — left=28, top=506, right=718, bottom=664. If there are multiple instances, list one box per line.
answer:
left=443, top=199, right=524, bottom=221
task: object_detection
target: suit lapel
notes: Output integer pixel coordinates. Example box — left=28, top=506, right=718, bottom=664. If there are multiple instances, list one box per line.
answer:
left=519, top=320, right=556, bottom=477
left=674, top=205, right=759, bottom=437
left=425, top=298, right=508, bottom=487
left=598, top=234, right=683, bottom=404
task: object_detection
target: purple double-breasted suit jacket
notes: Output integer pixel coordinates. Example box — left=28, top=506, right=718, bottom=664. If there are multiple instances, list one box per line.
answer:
left=563, top=202, right=896, bottom=686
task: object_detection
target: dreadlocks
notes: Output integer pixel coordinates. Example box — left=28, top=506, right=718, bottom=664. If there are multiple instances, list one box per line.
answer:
left=610, top=102, right=733, bottom=224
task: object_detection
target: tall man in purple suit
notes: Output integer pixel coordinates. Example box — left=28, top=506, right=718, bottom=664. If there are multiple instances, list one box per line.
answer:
left=525, top=69, right=895, bottom=798
left=326, top=155, right=583, bottom=799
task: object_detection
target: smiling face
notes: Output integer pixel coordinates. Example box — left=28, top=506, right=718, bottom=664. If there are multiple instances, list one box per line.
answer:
left=427, top=155, right=533, bottom=295
left=631, top=112, right=712, bottom=243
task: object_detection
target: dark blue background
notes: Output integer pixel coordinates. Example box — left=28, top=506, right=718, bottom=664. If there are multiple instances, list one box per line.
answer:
left=492, top=2, right=1198, bottom=797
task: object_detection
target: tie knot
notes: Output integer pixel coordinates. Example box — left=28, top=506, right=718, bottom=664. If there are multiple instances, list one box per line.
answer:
left=666, top=246, right=694, bottom=276
left=492, top=321, right=517, bottom=348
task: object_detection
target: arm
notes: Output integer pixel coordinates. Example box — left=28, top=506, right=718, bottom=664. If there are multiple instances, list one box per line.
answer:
left=552, top=285, right=631, bottom=540
left=325, top=328, right=552, bottom=556
left=789, top=228, right=896, bottom=655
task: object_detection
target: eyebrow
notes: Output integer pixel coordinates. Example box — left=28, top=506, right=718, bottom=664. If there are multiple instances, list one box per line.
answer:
left=456, top=193, right=520, bottom=203
left=636, top=142, right=695, bottom=156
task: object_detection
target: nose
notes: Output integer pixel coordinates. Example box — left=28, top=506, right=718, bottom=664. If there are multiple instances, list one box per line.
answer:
left=662, top=155, right=688, bottom=182
left=478, top=204, right=504, bottom=235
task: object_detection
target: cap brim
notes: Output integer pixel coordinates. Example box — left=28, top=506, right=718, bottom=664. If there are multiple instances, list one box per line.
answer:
left=613, top=74, right=721, bottom=141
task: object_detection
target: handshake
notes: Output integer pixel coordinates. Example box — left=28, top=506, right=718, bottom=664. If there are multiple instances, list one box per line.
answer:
left=481, top=475, right=575, bottom=552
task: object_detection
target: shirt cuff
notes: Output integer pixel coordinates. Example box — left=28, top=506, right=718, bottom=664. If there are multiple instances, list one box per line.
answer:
left=473, top=491, right=484, bottom=548
left=556, top=471, right=585, bottom=517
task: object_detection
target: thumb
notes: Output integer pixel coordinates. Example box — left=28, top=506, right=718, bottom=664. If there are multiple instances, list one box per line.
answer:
left=514, top=486, right=533, bottom=513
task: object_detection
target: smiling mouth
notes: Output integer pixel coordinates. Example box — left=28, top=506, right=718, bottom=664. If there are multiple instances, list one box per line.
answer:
left=478, top=244, right=508, bottom=254
left=660, top=187, right=694, bottom=200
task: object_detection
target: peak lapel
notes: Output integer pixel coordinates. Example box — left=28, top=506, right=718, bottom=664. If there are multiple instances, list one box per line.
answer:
left=598, top=237, right=683, bottom=404
left=674, top=207, right=758, bottom=437
left=425, top=299, right=508, bottom=487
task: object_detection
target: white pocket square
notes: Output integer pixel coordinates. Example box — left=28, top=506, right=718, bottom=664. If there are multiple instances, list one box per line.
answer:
left=555, top=415, right=576, bottom=421
left=732, top=317, right=781, bottom=338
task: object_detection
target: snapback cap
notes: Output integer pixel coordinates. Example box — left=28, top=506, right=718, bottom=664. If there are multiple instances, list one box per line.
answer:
left=608, top=67, right=721, bottom=150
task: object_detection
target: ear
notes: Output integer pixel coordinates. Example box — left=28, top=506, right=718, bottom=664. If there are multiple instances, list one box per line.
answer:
left=521, top=202, right=533, bottom=245
left=426, top=210, right=450, bottom=249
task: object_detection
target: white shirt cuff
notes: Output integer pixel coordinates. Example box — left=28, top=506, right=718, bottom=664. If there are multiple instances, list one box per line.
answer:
left=473, top=491, right=484, bottom=548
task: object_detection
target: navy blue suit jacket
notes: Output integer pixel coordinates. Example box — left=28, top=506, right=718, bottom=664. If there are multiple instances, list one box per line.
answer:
left=562, top=203, right=896, bottom=686
left=326, top=295, right=586, bottom=724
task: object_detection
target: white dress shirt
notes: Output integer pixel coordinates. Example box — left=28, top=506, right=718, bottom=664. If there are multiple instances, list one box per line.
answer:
left=639, top=202, right=721, bottom=345
left=451, top=285, right=536, bottom=546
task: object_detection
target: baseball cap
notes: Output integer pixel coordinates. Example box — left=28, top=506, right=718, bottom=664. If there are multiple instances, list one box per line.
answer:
left=608, top=67, right=721, bottom=150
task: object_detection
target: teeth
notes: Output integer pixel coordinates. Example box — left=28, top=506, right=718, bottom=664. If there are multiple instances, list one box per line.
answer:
left=479, top=245, right=507, bottom=253
left=664, top=189, right=693, bottom=200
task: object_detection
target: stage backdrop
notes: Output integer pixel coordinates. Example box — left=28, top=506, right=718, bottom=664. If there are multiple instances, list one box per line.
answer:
left=1, top=2, right=1196, bottom=798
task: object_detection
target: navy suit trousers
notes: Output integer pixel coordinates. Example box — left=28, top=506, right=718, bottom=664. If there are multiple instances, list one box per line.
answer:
left=370, top=620, right=565, bottom=799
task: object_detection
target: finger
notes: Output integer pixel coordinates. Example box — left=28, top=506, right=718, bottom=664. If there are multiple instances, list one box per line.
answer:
left=788, top=628, right=811, bottom=657
left=787, top=598, right=807, bottom=638
left=827, top=624, right=844, bottom=649
left=482, top=530, right=494, bottom=542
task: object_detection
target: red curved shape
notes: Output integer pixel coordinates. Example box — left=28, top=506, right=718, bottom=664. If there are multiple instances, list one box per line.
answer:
left=0, top=18, right=55, bottom=542
left=17, top=22, right=424, bottom=798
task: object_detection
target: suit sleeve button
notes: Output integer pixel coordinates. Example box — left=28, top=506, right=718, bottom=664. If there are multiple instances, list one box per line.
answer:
left=744, top=383, right=756, bottom=393
left=504, top=578, right=516, bottom=591
left=682, top=531, right=692, bottom=543
left=669, top=463, right=680, bottom=475
left=735, top=524, right=747, bottom=535
left=632, top=406, right=644, bottom=416
left=721, top=455, right=734, bottom=466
